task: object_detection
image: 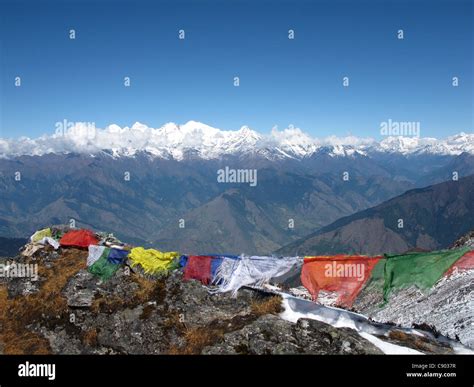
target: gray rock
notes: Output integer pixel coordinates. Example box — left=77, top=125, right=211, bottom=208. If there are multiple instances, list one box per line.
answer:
left=38, top=326, right=83, bottom=354
left=3, top=244, right=468, bottom=355
left=203, top=315, right=383, bottom=355
left=63, top=270, right=98, bottom=308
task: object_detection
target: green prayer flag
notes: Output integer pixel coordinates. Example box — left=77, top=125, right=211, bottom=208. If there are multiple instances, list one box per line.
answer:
left=382, top=247, right=469, bottom=302
left=88, top=248, right=119, bottom=281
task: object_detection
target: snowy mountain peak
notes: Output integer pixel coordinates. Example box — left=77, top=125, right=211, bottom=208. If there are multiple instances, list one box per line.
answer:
left=0, top=121, right=472, bottom=160
left=131, top=122, right=148, bottom=131
left=180, top=120, right=219, bottom=133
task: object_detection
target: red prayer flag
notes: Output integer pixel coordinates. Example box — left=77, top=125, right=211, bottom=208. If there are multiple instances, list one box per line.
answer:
left=301, top=255, right=381, bottom=308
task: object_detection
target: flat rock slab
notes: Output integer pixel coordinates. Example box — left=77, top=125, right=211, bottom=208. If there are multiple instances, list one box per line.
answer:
left=203, top=315, right=383, bottom=355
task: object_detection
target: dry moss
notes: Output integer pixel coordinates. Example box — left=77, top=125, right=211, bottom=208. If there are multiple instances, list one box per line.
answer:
left=82, top=328, right=98, bottom=347
left=0, top=248, right=88, bottom=354
left=250, top=295, right=283, bottom=316
left=182, top=327, right=223, bottom=354
left=168, top=294, right=284, bottom=354
left=168, top=323, right=227, bottom=355
left=140, top=304, right=155, bottom=320
left=91, top=274, right=166, bottom=314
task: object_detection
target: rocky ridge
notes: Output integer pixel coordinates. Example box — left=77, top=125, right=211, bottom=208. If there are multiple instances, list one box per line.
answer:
left=0, top=240, right=471, bottom=355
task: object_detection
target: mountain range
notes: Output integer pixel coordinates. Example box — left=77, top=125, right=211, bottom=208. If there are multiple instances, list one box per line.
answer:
left=2, top=121, right=473, bottom=160
left=277, top=175, right=474, bottom=255
left=1, top=121, right=473, bottom=255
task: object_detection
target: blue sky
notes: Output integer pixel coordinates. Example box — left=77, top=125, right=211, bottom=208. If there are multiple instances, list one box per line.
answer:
left=0, top=0, right=472, bottom=139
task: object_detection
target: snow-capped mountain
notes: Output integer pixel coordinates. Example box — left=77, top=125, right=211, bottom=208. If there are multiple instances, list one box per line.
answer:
left=0, top=121, right=473, bottom=160
left=1, top=121, right=473, bottom=255
left=376, top=133, right=474, bottom=155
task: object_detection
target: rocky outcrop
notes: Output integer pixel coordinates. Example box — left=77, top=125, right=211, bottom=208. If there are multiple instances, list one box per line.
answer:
left=1, top=243, right=471, bottom=355
left=0, top=247, right=385, bottom=355
left=203, top=316, right=382, bottom=355
left=451, top=231, right=474, bottom=249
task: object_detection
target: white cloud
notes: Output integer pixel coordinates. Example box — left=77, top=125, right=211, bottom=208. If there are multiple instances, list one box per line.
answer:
left=0, top=121, right=472, bottom=159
